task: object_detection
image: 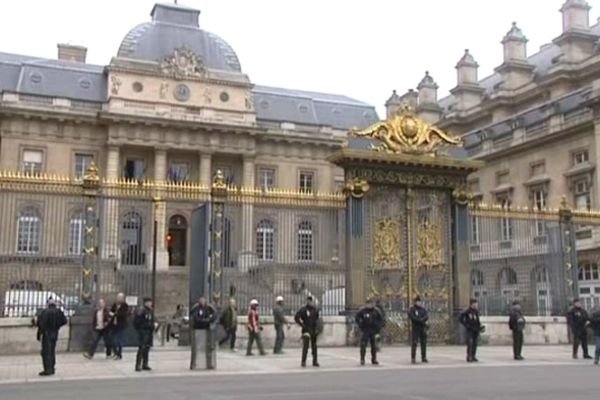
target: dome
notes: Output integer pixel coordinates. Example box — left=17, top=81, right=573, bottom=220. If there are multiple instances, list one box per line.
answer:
left=117, top=3, right=242, bottom=72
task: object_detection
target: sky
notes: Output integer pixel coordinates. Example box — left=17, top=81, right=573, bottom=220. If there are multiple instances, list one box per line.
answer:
left=1, top=0, right=598, bottom=115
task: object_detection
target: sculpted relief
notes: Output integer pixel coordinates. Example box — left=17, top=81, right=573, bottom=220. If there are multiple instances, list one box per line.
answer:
left=159, top=47, right=207, bottom=79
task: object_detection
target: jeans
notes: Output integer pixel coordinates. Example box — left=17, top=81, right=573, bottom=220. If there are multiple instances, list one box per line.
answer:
left=594, top=335, right=600, bottom=362
left=274, top=325, right=285, bottom=353
left=112, top=328, right=125, bottom=357
left=89, top=329, right=111, bottom=357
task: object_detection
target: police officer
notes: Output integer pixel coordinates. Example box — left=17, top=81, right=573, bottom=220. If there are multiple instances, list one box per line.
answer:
left=295, top=296, right=321, bottom=367
left=459, top=298, right=484, bottom=362
left=408, top=295, right=429, bottom=364
left=355, top=298, right=383, bottom=366
left=134, top=297, right=154, bottom=372
left=567, top=298, right=592, bottom=359
left=37, top=298, right=67, bottom=376
left=272, top=296, right=289, bottom=354
left=508, top=300, right=526, bottom=360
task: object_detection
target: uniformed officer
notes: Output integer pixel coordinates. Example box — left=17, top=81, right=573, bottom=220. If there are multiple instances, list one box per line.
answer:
left=567, top=298, right=592, bottom=359
left=295, top=296, right=321, bottom=367
left=459, top=298, right=484, bottom=362
left=408, top=295, right=429, bottom=364
left=355, top=298, right=383, bottom=366
left=37, top=298, right=67, bottom=376
left=508, top=300, right=526, bottom=360
left=134, top=297, right=154, bottom=372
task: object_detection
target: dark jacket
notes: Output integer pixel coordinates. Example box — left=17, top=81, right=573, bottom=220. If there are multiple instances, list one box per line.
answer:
left=459, top=307, right=482, bottom=333
left=508, top=309, right=526, bottom=332
left=273, top=304, right=287, bottom=327
left=567, top=306, right=589, bottom=334
left=591, top=310, right=600, bottom=337
left=37, top=304, right=67, bottom=340
left=375, top=303, right=387, bottom=330
left=295, top=305, right=320, bottom=335
left=133, top=306, right=154, bottom=333
left=355, top=306, right=383, bottom=334
left=190, top=303, right=217, bottom=330
left=408, top=304, right=429, bottom=330
left=92, top=308, right=111, bottom=331
left=110, top=302, right=129, bottom=330
left=219, top=306, right=238, bottom=331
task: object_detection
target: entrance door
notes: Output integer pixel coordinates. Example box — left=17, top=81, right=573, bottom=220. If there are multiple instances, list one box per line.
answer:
left=168, top=215, right=188, bottom=266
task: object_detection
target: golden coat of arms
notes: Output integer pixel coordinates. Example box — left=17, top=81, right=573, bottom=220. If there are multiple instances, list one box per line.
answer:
left=373, top=217, right=401, bottom=267
left=417, top=220, right=443, bottom=267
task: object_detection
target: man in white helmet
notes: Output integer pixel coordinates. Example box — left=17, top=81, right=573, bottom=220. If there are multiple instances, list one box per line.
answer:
left=272, top=296, right=289, bottom=354
left=246, top=299, right=266, bottom=356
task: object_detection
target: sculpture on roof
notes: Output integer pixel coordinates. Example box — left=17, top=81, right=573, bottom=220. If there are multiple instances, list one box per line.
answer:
left=351, top=103, right=461, bottom=156
left=159, top=47, right=206, bottom=79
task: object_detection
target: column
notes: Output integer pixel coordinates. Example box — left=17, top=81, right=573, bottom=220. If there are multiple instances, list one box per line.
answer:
left=239, top=156, right=256, bottom=271
left=101, top=145, right=120, bottom=260
left=199, top=152, right=212, bottom=187
left=153, top=199, right=169, bottom=271
left=154, top=148, right=167, bottom=182
left=105, top=145, right=120, bottom=180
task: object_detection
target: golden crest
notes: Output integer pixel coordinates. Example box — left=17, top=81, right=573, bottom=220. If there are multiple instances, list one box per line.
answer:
left=373, top=217, right=401, bottom=267
left=351, top=104, right=461, bottom=156
left=417, top=220, right=443, bottom=267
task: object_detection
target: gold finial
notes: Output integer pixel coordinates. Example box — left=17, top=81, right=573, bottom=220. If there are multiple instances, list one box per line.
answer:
left=82, top=162, right=100, bottom=189
left=452, top=187, right=473, bottom=206
left=342, top=178, right=370, bottom=199
left=559, top=195, right=570, bottom=210
left=212, top=169, right=227, bottom=190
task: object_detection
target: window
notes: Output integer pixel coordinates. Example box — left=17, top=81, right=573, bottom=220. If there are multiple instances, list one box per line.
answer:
left=496, top=171, right=509, bottom=185
left=167, top=162, right=189, bottom=183
left=17, top=207, right=41, bottom=254
left=22, top=150, right=43, bottom=174
left=531, top=189, right=547, bottom=236
left=256, top=220, right=274, bottom=261
left=500, top=267, right=518, bottom=285
left=579, top=263, right=599, bottom=281
left=471, top=270, right=484, bottom=286
left=68, top=210, right=85, bottom=255
left=299, top=171, right=314, bottom=194
left=123, top=159, right=146, bottom=180
left=258, top=168, right=275, bottom=191
left=574, top=180, right=591, bottom=211
left=497, top=196, right=513, bottom=241
left=470, top=216, right=480, bottom=244
left=121, top=211, right=144, bottom=265
left=573, top=150, right=589, bottom=165
left=297, top=221, right=313, bottom=262
left=74, top=154, right=94, bottom=178
left=530, top=161, right=545, bottom=177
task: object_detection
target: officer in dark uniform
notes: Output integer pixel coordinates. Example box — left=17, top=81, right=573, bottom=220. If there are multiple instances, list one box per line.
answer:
left=567, top=298, right=592, bottom=359
left=295, top=296, right=320, bottom=367
left=408, top=295, right=429, bottom=364
left=355, top=298, right=383, bottom=365
left=508, top=300, right=526, bottom=360
left=459, top=298, right=484, bottom=362
left=134, top=297, right=154, bottom=372
left=37, top=298, right=67, bottom=376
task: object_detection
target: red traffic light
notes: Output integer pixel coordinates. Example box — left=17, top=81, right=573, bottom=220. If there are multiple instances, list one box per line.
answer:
left=166, top=234, right=173, bottom=244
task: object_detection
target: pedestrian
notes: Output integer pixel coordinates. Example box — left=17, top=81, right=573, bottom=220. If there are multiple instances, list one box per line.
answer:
left=355, top=298, right=383, bottom=366
left=36, top=298, right=67, bottom=376
left=591, top=305, right=600, bottom=365
left=218, top=297, right=238, bottom=351
left=134, top=297, right=154, bottom=372
left=567, top=298, right=592, bottom=359
left=246, top=299, right=266, bottom=356
left=295, top=296, right=321, bottom=367
left=374, top=299, right=387, bottom=351
left=109, top=293, right=129, bottom=360
left=272, top=296, right=289, bottom=354
left=459, top=298, right=484, bottom=362
left=83, top=298, right=112, bottom=359
left=408, top=295, right=429, bottom=364
left=508, top=300, right=526, bottom=360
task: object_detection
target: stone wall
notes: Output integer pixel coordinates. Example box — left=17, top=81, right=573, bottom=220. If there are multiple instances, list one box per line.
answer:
left=0, top=318, right=68, bottom=355
left=478, top=316, right=569, bottom=345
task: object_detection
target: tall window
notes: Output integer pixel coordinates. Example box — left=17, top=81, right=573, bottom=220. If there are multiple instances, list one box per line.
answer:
left=299, top=171, right=314, bottom=194
left=471, top=269, right=487, bottom=313
left=123, top=159, right=146, bottom=180
left=68, top=210, right=85, bottom=255
left=167, top=162, right=189, bottom=183
left=532, top=189, right=547, bottom=236
left=574, top=180, right=591, bottom=211
left=578, top=262, right=600, bottom=309
left=74, top=154, right=94, bottom=178
left=121, top=211, right=144, bottom=265
left=22, top=150, right=43, bottom=174
left=535, top=266, right=551, bottom=316
left=256, top=219, right=274, bottom=261
left=297, top=221, right=313, bottom=262
left=498, top=196, right=513, bottom=241
left=530, top=161, right=545, bottom=177
left=17, top=207, right=41, bottom=254
left=573, top=150, right=589, bottom=165
left=258, top=168, right=275, bottom=191
left=167, top=215, right=187, bottom=266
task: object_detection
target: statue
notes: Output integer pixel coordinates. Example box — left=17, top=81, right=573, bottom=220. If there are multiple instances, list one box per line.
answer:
left=110, top=75, right=122, bottom=95
left=159, top=47, right=206, bottom=79
left=159, top=81, right=169, bottom=99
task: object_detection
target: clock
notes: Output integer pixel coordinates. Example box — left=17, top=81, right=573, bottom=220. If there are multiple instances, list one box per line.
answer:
left=173, top=84, right=191, bottom=102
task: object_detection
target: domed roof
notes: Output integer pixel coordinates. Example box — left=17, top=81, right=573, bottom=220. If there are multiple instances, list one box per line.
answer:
left=117, top=3, right=241, bottom=72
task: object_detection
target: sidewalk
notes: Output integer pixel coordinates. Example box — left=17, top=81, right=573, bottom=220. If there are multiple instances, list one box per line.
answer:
left=0, top=344, right=587, bottom=385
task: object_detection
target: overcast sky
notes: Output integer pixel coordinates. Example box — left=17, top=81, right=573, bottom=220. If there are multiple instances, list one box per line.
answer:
left=1, top=0, right=598, bottom=115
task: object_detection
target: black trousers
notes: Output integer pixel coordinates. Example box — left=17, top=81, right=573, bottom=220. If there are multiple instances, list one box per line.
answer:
left=411, top=327, right=427, bottom=361
left=89, top=329, right=111, bottom=357
left=301, top=332, right=318, bottom=364
left=360, top=331, right=377, bottom=362
left=274, top=325, right=285, bottom=353
left=512, top=330, right=524, bottom=358
left=573, top=331, right=589, bottom=357
left=219, top=329, right=237, bottom=349
left=135, top=331, right=152, bottom=368
left=466, top=331, right=479, bottom=361
left=41, top=333, right=58, bottom=373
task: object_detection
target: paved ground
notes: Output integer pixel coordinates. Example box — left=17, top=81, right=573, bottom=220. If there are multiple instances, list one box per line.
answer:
left=1, top=345, right=598, bottom=399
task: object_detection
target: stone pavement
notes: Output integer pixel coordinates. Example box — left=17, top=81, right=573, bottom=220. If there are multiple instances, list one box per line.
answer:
left=0, top=344, right=591, bottom=386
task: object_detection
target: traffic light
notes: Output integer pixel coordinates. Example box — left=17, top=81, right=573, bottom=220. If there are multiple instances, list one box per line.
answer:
left=166, top=233, right=173, bottom=245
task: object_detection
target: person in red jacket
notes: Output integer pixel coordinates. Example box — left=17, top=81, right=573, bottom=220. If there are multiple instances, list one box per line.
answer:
left=246, top=299, right=266, bottom=356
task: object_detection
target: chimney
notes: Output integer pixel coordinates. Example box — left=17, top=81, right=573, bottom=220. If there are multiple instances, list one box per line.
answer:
left=416, top=71, right=442, bottom=123
left=450, top=50, right=484, bottom=111
left=560, top=0, right=591, bottom=32
left=495, top=22, right=534, bottom=90
left=57, top=43, right=87, bottom=63
left=554, top=0, right=596, bottom=63
left=385, top=90, right=402, bottom=118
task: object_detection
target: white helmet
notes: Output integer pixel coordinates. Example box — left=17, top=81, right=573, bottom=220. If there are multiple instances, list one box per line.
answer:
left=276, top=296, right=284, bottom=302
left=250, top=299, right=259, bottom=306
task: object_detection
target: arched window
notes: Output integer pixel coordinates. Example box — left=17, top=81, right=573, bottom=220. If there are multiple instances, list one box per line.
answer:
left=68, top=210, right=85, bottom=255
left=167, top=214, right=187, bottom=266
left=256, top=219, right=274, bottom=261
left=121, top=211, right=144, bottom=265
left=17, top=207, right=41, bottom=254
left=297, top=221, right=313, bottom=262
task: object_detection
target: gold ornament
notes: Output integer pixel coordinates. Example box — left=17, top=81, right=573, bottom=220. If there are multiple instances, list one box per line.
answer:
left=343, top=178, right=370, bottom=198
left=373, top=217, right=401, bottom=267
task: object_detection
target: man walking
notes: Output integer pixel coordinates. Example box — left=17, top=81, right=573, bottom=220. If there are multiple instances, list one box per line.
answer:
left=591, top=305, right=600, bottom=365
left=408, top=295, right=429, bottom=364
left=567, top=298, right=592, bottom=359
left=133, top=297, right=154, bottom=372
left=295, top=296, right=321, bottom=367
left=218, top=297, right=238, bottom=351
left=355, top=298, right=383, bottom=366
left=272, top=296, right=289, bottom=354
left=246, top=299, right=266, bottom=356
left=37, top=298, right=67, bottom=376
left=83, top=298, right=112, bottom=359
left=508, top=300, right=526, bottom=360
left=459, top=298, right=484, bottom=362
left=109, top=293, right=129, bottom=360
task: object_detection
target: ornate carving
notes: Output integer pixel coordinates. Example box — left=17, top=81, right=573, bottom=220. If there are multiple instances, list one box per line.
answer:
left=245, top=93, right=254, bottom=110
left=351, top=104, right=461, bottom=156
left=343, top=178, right=370, bottom=198
left=110, top=75, right=121, bottom=95
left=452, top=186, right=473, bottom=206
left=159, top=47, right=206, bottom=79
left=417, top=220, right=443, bottom=267
left=212, top=169, right=227, bottom=190
left=203, top=87, right=213, bottom=104
left=373, top=217, right=401, bottom=267
left=82, top=162, right=100, bottom=190
left=159, top=81, right=169, bottom=99
left=348, top=168, right=466, bottom=189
